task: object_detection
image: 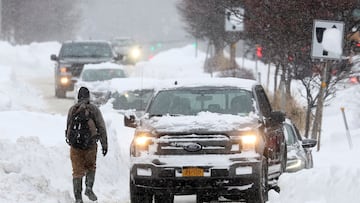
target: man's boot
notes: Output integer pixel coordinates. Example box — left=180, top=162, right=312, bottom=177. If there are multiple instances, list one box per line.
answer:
left=73, top=178, right=83, bottom=203
left=85, top=170, right=98, bottom=201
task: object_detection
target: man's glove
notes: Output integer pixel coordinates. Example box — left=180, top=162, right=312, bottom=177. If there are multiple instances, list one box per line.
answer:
left=65, top=130, right=70, bottom=145
left=66, top=138, right=70, bottom=145
left=102, top=148, right=108, bottom=156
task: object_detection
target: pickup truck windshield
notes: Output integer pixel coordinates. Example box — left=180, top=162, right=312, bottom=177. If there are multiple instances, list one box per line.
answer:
left=148, top=88, right=254, bottom=116
left=59, top=42, right=113, bottom=58
left=81, top=68, right=126, bottom=82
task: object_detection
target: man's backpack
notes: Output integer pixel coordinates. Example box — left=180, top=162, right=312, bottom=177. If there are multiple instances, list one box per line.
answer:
left=68, top=105, right=95, bottom=150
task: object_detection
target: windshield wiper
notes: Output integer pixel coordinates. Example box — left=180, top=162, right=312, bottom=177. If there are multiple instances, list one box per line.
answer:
left=169, top=114, right=182, bottom=117
left=149, top=114, right=164, bottom=118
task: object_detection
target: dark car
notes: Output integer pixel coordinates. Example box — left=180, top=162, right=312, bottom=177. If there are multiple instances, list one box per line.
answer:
left=111, top=88, right=154, bottom=116
left=283, top=119, right=317, bottom=172
left=108, top=77, right=162, bottom=116
left=50, top=40, right=120, bottom=98
left=110, top=38, right=142, bottom=65
left=124, top=78, right=287, bottom=203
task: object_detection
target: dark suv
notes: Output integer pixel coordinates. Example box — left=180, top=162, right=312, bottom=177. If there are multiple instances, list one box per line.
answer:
left=50, top=40, right=118, bottom=98
left=124, top=78, right=286, bottom=203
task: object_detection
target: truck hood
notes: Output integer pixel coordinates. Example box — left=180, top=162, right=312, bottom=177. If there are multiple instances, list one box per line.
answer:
left=59, top=57, right=112, bottom=64
left=141, top=112, right=260, bottom=134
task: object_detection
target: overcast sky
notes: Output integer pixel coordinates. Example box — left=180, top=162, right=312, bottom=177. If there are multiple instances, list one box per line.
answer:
left=79, top=0, right=190, bottom=45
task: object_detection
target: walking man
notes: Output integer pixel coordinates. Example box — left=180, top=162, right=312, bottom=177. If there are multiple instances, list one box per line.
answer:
left=66, top=87, right=108, bottom=203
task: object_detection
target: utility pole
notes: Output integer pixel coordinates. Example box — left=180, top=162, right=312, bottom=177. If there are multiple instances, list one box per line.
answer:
left=311, top=61, right=328, bottom=151
left=230, top=42, right=236, bottom=76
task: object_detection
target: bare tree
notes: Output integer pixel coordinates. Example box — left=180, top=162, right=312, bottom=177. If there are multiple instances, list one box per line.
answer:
left=177, top=0, right=244, bottom=71
left=1, top=0, right=80, bottom=44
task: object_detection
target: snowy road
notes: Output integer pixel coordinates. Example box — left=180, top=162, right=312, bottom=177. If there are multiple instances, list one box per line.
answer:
left=28, top=76, right=75, bottom=115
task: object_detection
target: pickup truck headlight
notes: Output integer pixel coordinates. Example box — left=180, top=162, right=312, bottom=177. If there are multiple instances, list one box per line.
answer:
left=240, top=135, right=257, bottom=151
left=131, top=131, right=154, bottom=157
left=60, top=76, right=70, bottom=85
left=134, top=132, right=152, bottom=146
left=130, top=47, right=141, bottom=59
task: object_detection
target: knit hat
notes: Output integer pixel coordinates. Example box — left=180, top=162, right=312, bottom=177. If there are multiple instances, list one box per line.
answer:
left=77, top=87, right=90, bottom=100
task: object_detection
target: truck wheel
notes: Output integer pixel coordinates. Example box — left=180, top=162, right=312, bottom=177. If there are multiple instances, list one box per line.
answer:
left=55, top=88, right=66, bottom=98
left=130, top=181, right=152, bottom=203
left=154, top=193, right=174, bottom=203
left=249, top=158, right=268, bottom=203
left=196, top=194, right=214, bottom=203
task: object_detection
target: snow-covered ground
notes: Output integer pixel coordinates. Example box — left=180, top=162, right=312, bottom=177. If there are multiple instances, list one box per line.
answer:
left=0, top=41, right=359, bottom=203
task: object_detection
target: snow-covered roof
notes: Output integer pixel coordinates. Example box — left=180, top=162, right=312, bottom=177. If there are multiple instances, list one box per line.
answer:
left=83, top=62, right=124, bottom=70
left=62, top=39, right=111, bottom=44
left=157, top=77, right=258, bottom=91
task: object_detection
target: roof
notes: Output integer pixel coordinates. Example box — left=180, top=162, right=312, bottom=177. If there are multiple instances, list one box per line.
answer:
left=88, top=77, right=259, bottom=95
left=62, top=40, right=112, bottom=45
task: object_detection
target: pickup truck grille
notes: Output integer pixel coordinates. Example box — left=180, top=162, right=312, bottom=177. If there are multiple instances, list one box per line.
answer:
left=155, top=134, right=237, bottom=155
left=70, top=64, right=84, bottom=77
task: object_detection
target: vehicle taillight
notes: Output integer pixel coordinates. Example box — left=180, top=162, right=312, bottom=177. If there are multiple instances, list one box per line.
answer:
left=350, top=76, right=359, bottom=84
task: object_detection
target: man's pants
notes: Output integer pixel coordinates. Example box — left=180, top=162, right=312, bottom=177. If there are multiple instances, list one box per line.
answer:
left=70, top=144, right=98, bottom=178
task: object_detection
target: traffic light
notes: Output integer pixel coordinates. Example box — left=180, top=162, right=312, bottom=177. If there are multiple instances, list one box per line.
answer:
left=256, top=46, right=263, bottom=58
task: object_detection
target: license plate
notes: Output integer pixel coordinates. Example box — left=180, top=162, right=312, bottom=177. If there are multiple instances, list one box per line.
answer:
left=182, top=167, right=204, bottom=177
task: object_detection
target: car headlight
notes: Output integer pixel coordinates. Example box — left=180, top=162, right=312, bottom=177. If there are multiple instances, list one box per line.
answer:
left=240, top=134, right=257, bottom=151
left=286, top=159, right=305, bottom=172
left=130, top=48, right=141, bottom=59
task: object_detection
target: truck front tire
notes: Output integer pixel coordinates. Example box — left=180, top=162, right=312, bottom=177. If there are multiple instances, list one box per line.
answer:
left=55, top=88, right=66, bottom=98
left=130, top=180, right=152, bottom=203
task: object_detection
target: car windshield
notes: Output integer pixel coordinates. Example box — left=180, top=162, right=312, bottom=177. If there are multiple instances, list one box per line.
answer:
left=112, top=89, right=154, bottom=111
left=81, top=68, right=126, bottom=82
left=111, top=39, right=136, bottom=47
left=59, top=42, right=113, bottom=58
left=148, top=87, right=253, bottom=116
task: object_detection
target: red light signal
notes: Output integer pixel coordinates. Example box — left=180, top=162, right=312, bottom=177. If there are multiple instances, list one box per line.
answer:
left=256, top=46, right=263, bottom=58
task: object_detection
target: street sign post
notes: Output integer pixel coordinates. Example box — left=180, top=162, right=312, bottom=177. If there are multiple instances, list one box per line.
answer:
left=311, top=19, right=344, bottom=60
left=225, top=7, right=244, bottom=32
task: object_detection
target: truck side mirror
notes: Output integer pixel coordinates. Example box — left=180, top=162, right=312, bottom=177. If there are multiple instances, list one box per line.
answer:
left=124, top=114, right=137, bottom=128
left=302, top=139, right=317, bottom=148
left=50, top=54, right=58, bottom=61
left=114, top=54, right=123, bottom=61
left=270, top=111, right=285, bottom=124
